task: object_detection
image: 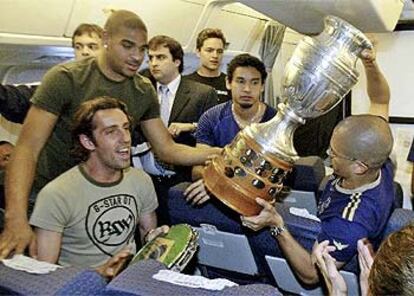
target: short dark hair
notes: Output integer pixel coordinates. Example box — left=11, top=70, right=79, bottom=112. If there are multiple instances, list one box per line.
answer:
left=71, top=97, right=131, bottom=161
left=227, top=53, right=267, bottom=83
left=196, top=28, right=227, bottom=50
left=71, top=23, right=104, bottom=48
left=148, top=35, right=184, bottom=73
left=104, top=9, right=147, bottom=36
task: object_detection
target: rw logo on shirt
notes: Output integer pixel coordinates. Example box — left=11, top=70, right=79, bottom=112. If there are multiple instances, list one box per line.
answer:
left=86, top=194, right=138, bottom=256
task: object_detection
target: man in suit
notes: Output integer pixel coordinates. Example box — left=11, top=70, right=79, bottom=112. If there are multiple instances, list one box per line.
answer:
left=139, top=35, right=218, bottom=224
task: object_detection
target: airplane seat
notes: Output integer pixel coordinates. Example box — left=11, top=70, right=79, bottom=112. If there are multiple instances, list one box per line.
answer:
left=0, top=263, right=107, bottom=295
left=195, top=224, right=264, bottom=285
left=265, top=255, right=359, bottom=296
left=281, top=156, right=326, bottom=215
left=168, top=182, right=244, bottom=233
left=285, top=156, right=326, bottom=192
left=106, top=259, right=281, bottom=296
left=0, top=258, right=281, bottom=295
left=393, top=181, right=403, bottom=209
left=382, top=207, right=414, bottom=237
left=168, top=183, right=322, bottom=284
left=168, top=183, right=270, bottom=284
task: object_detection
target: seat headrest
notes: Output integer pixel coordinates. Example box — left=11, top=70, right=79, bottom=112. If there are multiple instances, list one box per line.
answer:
left=285, top=156, right=326, bottom=192
left=383, top=208, right=414, bottom=238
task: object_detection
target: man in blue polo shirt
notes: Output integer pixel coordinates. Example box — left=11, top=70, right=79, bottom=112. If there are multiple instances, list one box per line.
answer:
left=241, top=47, right=394, bottom=285
left=185, top=53, right=277, bottom=204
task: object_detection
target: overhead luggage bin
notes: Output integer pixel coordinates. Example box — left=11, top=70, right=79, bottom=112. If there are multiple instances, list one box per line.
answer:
left=238, top=0, right=405, bottom=33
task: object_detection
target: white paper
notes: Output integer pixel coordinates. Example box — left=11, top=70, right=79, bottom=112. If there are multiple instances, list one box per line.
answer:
left=289, top=207, right=321, bottom=222
left=2, top=254, right=61, bottom=274
left=152, top=269, right=238, bottom=290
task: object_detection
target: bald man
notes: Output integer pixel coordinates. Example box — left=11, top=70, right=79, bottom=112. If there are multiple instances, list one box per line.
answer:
left=0, top=9, right=219, bottom=259
left=241, top=47, right=394, bottom=285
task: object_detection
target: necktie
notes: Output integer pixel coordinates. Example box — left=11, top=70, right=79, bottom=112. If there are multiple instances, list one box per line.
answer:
left=154, top=85, right=173, bottom=174
left=159, top=85, right=170, bottom=126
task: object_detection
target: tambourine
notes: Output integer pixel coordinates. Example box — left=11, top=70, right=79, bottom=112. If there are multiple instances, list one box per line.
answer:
left=130, top=224, right=199, bottom=272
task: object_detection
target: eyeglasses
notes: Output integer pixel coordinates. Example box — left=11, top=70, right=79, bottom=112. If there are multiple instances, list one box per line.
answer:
left=326, top=146, right=356, bottom=161
left=326, top=146, right=369, bottom=168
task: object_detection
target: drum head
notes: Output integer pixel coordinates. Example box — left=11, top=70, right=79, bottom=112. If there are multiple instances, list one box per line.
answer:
left=130, top=224, right=198, bottom=271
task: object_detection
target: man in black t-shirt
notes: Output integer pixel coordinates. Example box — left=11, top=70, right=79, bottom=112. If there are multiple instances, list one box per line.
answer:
left=185, top=28, right=229, bottom=104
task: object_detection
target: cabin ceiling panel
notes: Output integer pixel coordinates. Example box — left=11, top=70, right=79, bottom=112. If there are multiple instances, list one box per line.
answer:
left=238, top=0, right=405, bottom=33
left=65, top=0, right=205, bottom=45
left=66, top=0, right=268, bottom=52
left=0, top=0, right=76, bottom=36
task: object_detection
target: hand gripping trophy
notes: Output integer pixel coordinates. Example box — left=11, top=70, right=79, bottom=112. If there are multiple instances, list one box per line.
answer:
left=203, top=16, right=373, bottom=216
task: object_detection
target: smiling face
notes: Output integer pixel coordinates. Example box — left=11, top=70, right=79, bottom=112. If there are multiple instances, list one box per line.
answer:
left=73, top=32, right=103, bottom=60
left=87, top=108, right=132, bottom=173
left=103, top=26, right=148, bottom=81
left=227, top=66, right=264, bottom=109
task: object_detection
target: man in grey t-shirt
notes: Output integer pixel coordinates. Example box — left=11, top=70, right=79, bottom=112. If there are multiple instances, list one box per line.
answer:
left=30, top=97, right=166, bottom=274
left=0, top=9, right=220, bottom=260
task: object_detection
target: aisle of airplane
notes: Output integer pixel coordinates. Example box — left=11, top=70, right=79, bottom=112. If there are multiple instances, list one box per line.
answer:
left=0, top=1, right=414, bottom=295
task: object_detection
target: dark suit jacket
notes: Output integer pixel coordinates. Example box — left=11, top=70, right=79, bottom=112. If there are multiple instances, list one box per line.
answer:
left=136, top=76, right=218, bottom=180
left=168, top=77, right=218, bottom=144
left=167, top=77, right=218, bottom=180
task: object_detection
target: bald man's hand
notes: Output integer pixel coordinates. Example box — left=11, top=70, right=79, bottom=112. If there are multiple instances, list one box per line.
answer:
left=241, top=198, right=282, bottom=231
left=360, top=48, right=376, bottom=66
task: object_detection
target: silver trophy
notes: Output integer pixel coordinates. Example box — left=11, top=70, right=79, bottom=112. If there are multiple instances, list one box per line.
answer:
left=203, top=15, right=373, bottom=216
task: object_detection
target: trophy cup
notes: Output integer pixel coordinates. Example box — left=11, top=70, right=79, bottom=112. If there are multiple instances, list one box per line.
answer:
left=203, top=16, right=373, bottom=216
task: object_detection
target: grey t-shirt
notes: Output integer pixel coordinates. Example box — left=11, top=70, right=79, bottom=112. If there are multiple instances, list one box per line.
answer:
left=30, top=165, right=158, bottom=268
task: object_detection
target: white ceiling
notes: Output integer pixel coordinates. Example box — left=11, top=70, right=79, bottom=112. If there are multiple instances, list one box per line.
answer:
left=400, top=0, right=414, bottom=21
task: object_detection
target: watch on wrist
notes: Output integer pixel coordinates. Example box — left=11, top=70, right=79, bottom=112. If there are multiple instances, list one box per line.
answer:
left=270, top=225, right=286, bottom=238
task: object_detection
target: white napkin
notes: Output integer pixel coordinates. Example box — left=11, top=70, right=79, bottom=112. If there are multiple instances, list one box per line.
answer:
left=152, top=269, right=238, bottom=290
left=2, top=254, right=61, bottom=274
left=289, top=207, right=320, bottom=222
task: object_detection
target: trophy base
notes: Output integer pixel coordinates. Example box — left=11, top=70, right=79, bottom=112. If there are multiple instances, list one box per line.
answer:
left=203, top=132, right=293, bottom=216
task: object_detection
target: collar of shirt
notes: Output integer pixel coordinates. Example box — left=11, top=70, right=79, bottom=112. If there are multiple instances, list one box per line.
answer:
left=156, top=74, right=181, bottom=100
left=333, top=169, right=382, bottom=194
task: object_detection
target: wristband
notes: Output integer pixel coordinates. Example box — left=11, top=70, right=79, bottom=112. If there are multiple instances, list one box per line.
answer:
left=270, top=225, right=286, bottom=238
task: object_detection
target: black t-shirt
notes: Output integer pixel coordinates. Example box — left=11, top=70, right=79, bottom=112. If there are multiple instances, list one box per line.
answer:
left=185, top=72, right=230, bottom=104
